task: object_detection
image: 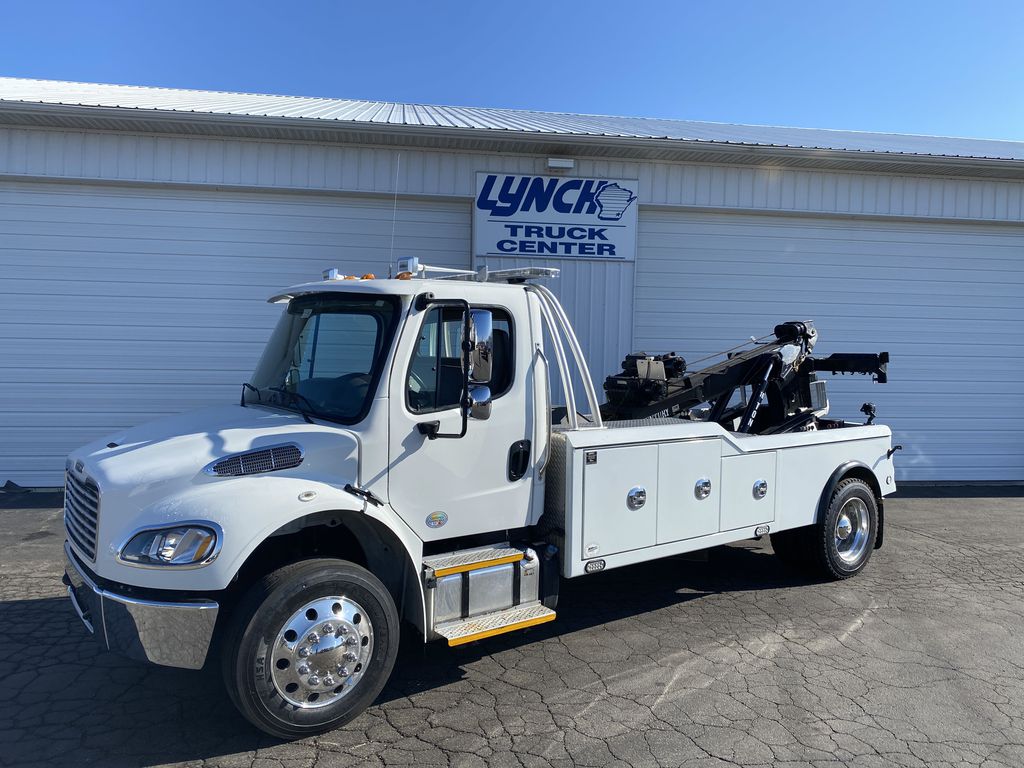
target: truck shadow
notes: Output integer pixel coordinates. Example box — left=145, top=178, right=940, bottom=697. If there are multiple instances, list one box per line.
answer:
left=382, top=541, right=816, bottom=700
left=0, top=542, right=809, bottom=766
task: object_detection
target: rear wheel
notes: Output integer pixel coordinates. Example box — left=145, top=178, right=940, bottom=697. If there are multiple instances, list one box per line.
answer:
left=770, top=477, right=878, bottom=580
left=222, top=559, right=399, bottom=739
left=814, top=478, right=878, bottom=579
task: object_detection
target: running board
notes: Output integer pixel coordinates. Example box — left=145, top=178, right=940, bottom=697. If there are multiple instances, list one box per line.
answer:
left=423, top=545, right=524, bottom=577
left=435, top=604, right=556, bottom=646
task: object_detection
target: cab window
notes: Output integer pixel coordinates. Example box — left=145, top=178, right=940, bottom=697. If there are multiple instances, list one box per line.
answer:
left=407, top=307, right=513, bottom=413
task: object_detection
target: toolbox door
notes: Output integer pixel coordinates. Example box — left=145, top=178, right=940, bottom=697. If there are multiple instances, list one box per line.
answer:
left=720, top=452, right=777, bottom=532
left=582, top=444, right=659, bottom=558
left=657, top=439, right=722, bottom=544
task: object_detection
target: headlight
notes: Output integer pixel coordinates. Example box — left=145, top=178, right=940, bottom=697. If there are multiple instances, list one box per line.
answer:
left=119, top=525, right=220, bottom=567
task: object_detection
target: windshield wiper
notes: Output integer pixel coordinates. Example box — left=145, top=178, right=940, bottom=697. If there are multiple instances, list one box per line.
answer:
left=239, top=382, right=261, bottom=407
left=267, top=386, right=317, bottom=424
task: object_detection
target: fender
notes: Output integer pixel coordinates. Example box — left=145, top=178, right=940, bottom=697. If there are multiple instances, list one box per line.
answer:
left=350, top=500, right=427, bottom=633
left=241, top=489, right=427, bottom=635
left=818, top=461, right=885, bottom=550
left=247, top=504, right=427, bottom=635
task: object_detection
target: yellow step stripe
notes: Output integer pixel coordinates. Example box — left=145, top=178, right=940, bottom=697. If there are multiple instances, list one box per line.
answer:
left=446, top=612, right=556, bottom=646
left=432, top=553, right=523, bottom=577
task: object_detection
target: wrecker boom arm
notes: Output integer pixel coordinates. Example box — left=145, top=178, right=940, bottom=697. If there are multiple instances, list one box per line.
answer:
left=600, top=321, right=888, bottom=434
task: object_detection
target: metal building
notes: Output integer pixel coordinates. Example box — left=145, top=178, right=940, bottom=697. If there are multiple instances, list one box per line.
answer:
left=1, top=77, right=1022, bottom=486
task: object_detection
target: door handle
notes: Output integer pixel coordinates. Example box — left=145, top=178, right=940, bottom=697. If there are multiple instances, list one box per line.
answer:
left=507, top=440, right=532, bottom=482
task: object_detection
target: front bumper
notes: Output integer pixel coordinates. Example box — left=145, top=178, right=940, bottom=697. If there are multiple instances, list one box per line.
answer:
left=63, top=542, right=219, bottom=670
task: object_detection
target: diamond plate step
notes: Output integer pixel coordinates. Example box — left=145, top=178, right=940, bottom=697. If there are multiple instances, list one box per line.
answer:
left=423, top=545, right=524, bottom=577
left=436, top=603, right=556, bottom=646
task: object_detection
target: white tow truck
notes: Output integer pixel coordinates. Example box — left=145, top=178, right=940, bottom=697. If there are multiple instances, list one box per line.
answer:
left=63, top=259, right=898, bottom=738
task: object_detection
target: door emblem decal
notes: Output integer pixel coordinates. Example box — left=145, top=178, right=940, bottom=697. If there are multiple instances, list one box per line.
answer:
left=426, top=511, right=448, bottom=529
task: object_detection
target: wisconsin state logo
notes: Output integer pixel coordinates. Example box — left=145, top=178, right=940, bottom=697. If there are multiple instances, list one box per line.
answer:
left=594, top=183, right=637, bottom=221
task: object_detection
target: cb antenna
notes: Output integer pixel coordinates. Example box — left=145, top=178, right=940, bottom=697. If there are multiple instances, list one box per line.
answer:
left=388, top=152, right=402, bottom=274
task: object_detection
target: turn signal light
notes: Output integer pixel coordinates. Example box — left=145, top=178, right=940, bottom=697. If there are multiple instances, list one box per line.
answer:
left=362, top=273, right=376, bottom=279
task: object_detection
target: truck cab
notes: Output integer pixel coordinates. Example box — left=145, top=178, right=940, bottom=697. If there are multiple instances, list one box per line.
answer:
left=63, top=260, right=896, bottom=738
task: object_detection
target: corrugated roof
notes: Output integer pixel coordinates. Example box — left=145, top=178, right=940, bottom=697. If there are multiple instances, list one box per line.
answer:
left=1, top=76, right=1023, bottom=163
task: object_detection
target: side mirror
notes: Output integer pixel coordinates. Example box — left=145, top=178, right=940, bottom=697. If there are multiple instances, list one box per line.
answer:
left=413, top=297, right=494, bottom=440
left=468, top=384, right=492, bottom=421
left=467, top=309, right=493, bottom=384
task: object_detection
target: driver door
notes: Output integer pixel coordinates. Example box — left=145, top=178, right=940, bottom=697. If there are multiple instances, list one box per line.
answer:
left=387, top=293, right=536, bottom=541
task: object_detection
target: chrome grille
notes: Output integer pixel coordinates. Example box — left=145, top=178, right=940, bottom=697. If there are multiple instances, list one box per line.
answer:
left=64, top=471, right=100, bottom=561
left=208, top=443, right=303, bottom=477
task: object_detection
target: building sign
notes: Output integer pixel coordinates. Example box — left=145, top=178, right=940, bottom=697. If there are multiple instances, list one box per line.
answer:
left=473, top=173, right=638, bottom=261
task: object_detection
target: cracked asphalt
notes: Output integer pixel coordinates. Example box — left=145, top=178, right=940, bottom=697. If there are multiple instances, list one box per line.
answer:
left=2, top=489, right=1023, bottom=767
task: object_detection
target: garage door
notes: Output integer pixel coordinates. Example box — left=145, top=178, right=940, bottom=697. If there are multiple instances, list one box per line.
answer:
left=635, top=210, right=1024, bottom=482
left=0, top=181, right=470, bottom=486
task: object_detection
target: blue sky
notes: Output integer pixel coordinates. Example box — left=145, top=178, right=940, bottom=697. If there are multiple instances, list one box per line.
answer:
left=2, top=0, right=1023, bottom=141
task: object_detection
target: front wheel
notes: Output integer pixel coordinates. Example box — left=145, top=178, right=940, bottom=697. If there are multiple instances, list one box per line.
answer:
left=222, top=559, right=399, bottom=739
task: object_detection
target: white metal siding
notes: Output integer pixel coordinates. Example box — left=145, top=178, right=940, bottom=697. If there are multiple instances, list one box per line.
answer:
left=3, top=123, right=1024, bottom=485
left=0, top=180, right=469, bottom=486
left=634, top=210, right=1024, bottom=482
left=5, top=127, right=1024, bottom=223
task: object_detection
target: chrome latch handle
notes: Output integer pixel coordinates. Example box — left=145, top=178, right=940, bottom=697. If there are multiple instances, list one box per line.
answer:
left=626, top=486, right=647, bottom=510
left=695, top=478, right=712, bottom=500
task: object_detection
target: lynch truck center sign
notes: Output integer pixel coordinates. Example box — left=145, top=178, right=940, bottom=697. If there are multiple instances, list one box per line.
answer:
left=473, top=173, right=639, bottom=261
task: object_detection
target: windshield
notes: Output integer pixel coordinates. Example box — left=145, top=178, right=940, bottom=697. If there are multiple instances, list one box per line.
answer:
left=245, top=293, right=400, bottom=424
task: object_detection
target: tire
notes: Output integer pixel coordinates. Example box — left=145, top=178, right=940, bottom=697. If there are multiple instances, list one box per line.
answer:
left=222, top=558, right=399, bottom=739
left=812, top=478, right=878, bottom=580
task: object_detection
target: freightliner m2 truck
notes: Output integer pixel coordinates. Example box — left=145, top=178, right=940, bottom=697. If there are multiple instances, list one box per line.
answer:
left=63, top=259, right=898, bottom=738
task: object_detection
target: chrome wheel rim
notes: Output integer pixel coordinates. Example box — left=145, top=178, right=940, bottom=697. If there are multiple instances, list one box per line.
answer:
left=835, top=497, right=870, bottom=565
left=270, top=596, right=374, bottom=709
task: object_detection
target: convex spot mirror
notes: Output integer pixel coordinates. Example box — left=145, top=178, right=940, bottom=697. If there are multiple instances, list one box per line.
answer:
left=467, top=384, right=492, bottom=421
left=467, top=309, right=493, bottom=385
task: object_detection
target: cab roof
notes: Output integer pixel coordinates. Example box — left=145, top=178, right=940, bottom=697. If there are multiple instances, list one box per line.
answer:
left=270, top=264, right=559, bottom=303
left=268, top=276, right=529, bottom=304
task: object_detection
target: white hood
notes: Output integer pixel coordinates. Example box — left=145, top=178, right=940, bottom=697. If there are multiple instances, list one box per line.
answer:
left=67, top=404, right=364, bottom=587
left=73, top=404, right=352, bottom=493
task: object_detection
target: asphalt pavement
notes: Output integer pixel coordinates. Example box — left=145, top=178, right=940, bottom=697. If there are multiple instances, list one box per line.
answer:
left=1, top=489, right=1023, bottom=767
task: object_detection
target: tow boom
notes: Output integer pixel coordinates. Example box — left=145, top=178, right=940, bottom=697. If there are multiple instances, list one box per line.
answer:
left=601, top=321, right=888, bottom=434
